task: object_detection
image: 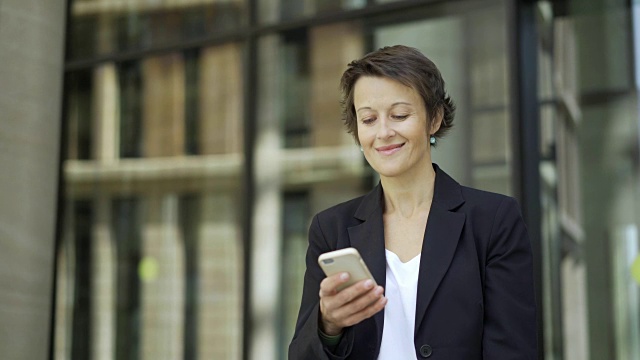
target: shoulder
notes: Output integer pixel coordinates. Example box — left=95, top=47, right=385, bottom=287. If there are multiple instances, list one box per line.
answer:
left=458, top=185, right=523, bottom=225
left=310, top=183, right=382, bottom=237
left=314, top=194, right=367, bottom=224
left=460, top=186, right=517, bottom=208
left=307, top=192, right=372, bottom=249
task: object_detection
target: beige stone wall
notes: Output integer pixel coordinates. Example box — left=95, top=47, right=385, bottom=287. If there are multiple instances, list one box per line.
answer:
left=199, top=44, right=244, bottom=155
left=309, top=23, right=363, bottom=147
left=140, top=195, right=186, bottom=360
left=198, top=193, right=243, bottom=360
left=0, top=0, right=67, bottom=359
left=142, top=54, right=186, bottom=158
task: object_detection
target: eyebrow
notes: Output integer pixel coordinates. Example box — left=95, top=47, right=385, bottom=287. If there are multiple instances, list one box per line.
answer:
left=356, top=102, right=413, bottom=112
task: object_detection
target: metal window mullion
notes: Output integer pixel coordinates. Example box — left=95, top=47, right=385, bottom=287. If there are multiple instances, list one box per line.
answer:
left=507, top=1, right=544, bottom=358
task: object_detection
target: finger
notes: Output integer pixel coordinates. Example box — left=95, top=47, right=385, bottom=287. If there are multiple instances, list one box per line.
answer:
left=320, top=279, right=379, bottom=325
left=319, top=272, right=350, bottom=297
left=331, top=285, right=384, bottom=321
left=321, top=286, right=384, bottom=331
left=334, top=279, right=376, bottom=304
left=321, top=280, right=367, bottom=313
left=341, top=295, right=388, bottom=328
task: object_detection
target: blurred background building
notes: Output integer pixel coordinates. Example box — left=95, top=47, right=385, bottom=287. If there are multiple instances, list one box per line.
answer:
left=1, top=0, right=639, bottom=359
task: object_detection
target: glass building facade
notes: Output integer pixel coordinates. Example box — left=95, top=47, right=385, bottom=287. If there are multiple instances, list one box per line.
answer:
left=50, top=0, right=640, bottom=359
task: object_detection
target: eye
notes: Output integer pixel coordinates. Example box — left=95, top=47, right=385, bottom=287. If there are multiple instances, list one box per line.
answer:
left=391, top=114, right=409, bottom=120
left=361, top=117, right=376, bottom=125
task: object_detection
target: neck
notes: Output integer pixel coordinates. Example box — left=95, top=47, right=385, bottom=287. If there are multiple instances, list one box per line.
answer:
left=380, top=162, right=436, bottom=218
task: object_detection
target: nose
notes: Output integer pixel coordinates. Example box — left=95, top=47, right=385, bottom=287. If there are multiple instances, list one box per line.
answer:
left=376, top=116, right=395, bottom=139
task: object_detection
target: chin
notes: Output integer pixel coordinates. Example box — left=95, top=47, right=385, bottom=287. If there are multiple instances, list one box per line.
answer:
left=372, top=166, right=407, bottom=178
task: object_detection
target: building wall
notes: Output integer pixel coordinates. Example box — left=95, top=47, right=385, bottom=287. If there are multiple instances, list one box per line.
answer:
left=52, top=1, right=640, bottom=360
left=0, top=0, right=67, bottom=359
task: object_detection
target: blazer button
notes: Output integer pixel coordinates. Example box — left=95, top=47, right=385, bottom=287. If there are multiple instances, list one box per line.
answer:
left=419, top=344, right=432, bottom=358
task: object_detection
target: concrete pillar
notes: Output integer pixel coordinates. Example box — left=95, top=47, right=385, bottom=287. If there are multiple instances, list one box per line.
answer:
left=91, top=197, right=116, bottom=360
left=249, top=35, right=284, bottom=360
left=0, top=0, right=66, bottom=359
left=198, top=193, right=243, bottom=360
left=86, top=58, right=120, bottom=360
left=140, top=195, right=185, bottom=360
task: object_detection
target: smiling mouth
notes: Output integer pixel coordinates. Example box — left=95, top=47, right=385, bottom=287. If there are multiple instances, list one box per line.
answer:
left=375, top=143, right=405, bottom=155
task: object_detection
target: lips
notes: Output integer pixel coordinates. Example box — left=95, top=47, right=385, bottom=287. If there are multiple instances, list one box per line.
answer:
left=375, top=143, right=404, bottom=155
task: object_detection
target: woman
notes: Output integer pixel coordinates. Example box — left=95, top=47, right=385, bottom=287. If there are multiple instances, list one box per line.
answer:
left=289, top=45, right=537, bottom=359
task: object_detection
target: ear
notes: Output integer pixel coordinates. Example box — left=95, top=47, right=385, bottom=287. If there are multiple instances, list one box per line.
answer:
left=430, top=107, right=444, bottom=135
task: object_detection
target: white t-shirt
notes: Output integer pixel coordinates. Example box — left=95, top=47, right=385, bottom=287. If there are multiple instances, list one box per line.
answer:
left=377, top=249, right=420, bottom=360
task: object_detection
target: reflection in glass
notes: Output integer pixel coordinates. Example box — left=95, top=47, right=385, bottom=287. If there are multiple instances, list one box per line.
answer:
left=66, top=71, right=93, bottom=160
left=374, top=0, right=511, bottom=195
left=282, top=30, right=310, bottom=148
left=184, top=50, right=200, bottom=156
left=68, top=0, right=247, bottom=61
left=56, top=1, right=640, bottom=359
left=70, top=200, right=93, bottom=360
left=179, top=195, right=199, bottom=360
left=58, top=43, right=245, bottom=359
left=141, top=54, right=186, bottom=157
left=280, top=192, right=310, bottom=358
left=198, top=44, right=244, bottom=155
left=539, top=3, right=640, bottom=358
left=118, top=61, right=143, bottom=159
left=259, top=0, right=366, bottom=24
left=113, top=198, right=141, bottom=360
left=56, top=192, right=244, bottom=360
left=256, top=23, right=366, bottom=358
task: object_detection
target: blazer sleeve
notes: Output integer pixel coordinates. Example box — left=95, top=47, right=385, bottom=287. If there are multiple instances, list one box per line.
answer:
left=482, top=197, right=538, bottom=359
left=288, top=214, right=355, bottom=360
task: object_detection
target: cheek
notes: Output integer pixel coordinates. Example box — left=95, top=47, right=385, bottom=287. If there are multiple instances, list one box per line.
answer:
left=356, top=124, right=372, bottom=143
left=408, top=121, right=430, bottom=139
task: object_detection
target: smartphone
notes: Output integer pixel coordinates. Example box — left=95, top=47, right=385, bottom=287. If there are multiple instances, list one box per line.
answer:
left=318, top=247, right=376, bottom=291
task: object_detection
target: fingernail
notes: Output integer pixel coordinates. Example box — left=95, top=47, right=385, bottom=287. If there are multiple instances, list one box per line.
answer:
left=340, top=273, right=349, bottom=280
left=375, top=287, right=383, bottom=295
left=364, top=280, right=373, bottom=289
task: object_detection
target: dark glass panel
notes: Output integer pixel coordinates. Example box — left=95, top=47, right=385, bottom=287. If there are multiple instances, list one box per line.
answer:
left=112, top=198, right=142, bottom=360
left=279, top=192, right=310, bottom=358
left=282, top=29, right=310, bottom=148
left=70, top=200, right=93, bottom=360
left=118, top=61, right=143, bottom=158
left=66, top=71, right=93, bottom=160
left=184, top=49, right=200, bottom=156
left=67, top=1, right=247, bottom=61
left=179, top=195, right=200, bottom=360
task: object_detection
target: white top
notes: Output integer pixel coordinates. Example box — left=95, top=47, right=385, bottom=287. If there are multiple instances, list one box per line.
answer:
left=377, top=249, right=420, bottom=360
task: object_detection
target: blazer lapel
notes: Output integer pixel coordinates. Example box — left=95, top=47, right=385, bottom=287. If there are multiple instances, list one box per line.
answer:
left=414, top=165, right=466, bottom=333
left=347, top=184, right=386, bottom=349
left=344, top=165, right=466, bottom=345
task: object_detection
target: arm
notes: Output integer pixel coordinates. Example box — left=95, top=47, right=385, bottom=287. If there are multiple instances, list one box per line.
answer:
left=288, top=215, right=354, bottom=360
left=483, top=197, right=538, bottom=359
left=288, top=215, right=385, bottom=360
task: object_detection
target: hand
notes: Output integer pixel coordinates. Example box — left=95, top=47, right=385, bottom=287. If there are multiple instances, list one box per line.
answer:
left=318, top=273, right=387, bottom=336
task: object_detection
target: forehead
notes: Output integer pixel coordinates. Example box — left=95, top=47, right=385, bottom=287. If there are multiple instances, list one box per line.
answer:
left=353, top=76, right=420, bottom=107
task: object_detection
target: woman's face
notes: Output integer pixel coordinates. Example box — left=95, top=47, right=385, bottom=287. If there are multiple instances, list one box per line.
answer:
left=354, top=76, right=435, bottom=179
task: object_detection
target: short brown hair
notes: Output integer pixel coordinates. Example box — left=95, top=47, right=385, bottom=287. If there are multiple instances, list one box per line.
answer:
left=339, top=45, right=455, bottom=146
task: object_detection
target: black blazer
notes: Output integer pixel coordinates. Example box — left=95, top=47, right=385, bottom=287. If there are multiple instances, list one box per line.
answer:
left=289, top=165, right=537, bottom=359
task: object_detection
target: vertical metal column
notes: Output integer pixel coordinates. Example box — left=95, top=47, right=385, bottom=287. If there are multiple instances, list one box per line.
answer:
left=242, top=1, right=258, bottom=359
left=50, top=0, right=72, bottom=352
left=508, top=0, right=543, bottom=358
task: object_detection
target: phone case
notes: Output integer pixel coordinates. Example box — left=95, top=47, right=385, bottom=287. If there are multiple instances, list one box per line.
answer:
left=318, top=247, right=376, bottom=291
